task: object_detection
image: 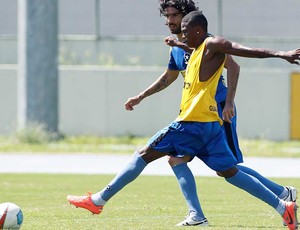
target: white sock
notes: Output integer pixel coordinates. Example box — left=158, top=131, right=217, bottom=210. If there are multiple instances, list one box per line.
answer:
left=91, top=192, right=107, bottom=206
left=279, top=187, right=288, bottom=199
left=276, top=200, right=286, bottom=216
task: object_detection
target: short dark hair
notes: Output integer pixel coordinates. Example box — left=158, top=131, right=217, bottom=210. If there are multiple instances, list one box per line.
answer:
left=182, top=11, right=208, bottom=32
left=159, top=0, right=198, bottom=16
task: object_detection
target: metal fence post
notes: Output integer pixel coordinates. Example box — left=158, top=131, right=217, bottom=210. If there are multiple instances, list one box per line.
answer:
left=18, top=0, right=59, bottom=132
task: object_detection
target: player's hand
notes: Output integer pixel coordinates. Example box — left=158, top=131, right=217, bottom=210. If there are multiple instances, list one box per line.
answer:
left=284, top=48, right=300, bottom=65
left=164, top=36, right=179, bottom=47
left=222, top=100, right=235, bottom=123
left=124, top=96, right=142, bottom=111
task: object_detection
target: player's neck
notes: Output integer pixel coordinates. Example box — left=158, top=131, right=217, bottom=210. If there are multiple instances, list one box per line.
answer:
left=194, top=34, right=210, bottom=50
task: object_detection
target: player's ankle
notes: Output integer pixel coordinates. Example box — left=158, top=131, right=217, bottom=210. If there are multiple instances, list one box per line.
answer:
left=91, top=193, right=107, bottom=206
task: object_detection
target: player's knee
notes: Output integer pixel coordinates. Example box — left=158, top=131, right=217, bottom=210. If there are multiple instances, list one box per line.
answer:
left=168, top=156, right=190, bottom=167
left=216, top=171, right=224, bottom=177
left=139, top=147, right=168, bottom=164
left=168, top=156, right=178, bottom=166
left=216, top=167, right=239, bottom=178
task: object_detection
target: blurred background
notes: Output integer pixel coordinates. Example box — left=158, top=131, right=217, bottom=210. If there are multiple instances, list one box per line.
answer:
left=0, top=0, right=300, bottom=140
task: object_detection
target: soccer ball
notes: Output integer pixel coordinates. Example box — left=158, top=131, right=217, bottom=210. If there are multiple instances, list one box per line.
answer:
left=0, top=202, right=23, bottom=229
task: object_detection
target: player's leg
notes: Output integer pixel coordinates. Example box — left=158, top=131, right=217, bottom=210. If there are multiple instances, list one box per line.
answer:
left=168, top=156, right=207, bottom=226
left=220, top=167, right=284, bottom=211
left=223, top=116, right=289, bottom=197
left=92, top=150, right=150, bottom=203
left=222, top=168, right=298, bottom=229
left=67, top=122, right=177, bottom=214
left=66, top=150, right=148, bottom=214
left=156, top=121, right=218, bottom=226
left=237, top=165, right=297, bottom=199
left=204, top=130, right=282, bottom=212
left=203, top=128, right=298, bottom=229
left=67, top=147, right=165, bottom=214
left=161, top=121, right=221, bottom=226
left=220, top=101, right=297, bottom=203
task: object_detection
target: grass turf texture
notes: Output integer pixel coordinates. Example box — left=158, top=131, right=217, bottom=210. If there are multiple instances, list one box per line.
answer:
left=0, top=174, right=299, bottom=229
left=0, top=136, right=300, bottom=158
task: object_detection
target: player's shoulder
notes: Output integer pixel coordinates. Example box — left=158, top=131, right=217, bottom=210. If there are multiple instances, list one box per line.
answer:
left=205, top=35, right=227, bottom=50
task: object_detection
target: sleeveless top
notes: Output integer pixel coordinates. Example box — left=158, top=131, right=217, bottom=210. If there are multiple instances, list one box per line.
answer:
left=175, top=38, right=225, bottom=125
left=168, top=45, right=227, bottom=103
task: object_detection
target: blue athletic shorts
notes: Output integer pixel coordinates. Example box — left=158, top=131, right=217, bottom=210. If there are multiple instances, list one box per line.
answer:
left=147, top=121, right=238, bottom=172
left=218, top=101, right=243, bottom=163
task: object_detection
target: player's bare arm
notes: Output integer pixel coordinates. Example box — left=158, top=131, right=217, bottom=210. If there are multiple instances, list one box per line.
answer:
left=124, top=69, right=179, bottom=111
left=207, top=37, right=300, bottom=65
left=222, top=55, right=240, bottom=123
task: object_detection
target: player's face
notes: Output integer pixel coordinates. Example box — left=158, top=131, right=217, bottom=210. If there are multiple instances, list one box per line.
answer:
left=163, top=7, right=183, bottom=34
left=181, top=22, right=197, bottom=48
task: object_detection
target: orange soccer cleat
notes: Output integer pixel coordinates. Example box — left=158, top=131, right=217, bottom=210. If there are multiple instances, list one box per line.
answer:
left=283, top=186, right=298, bottom=226
left=67, top=193, right=104, bottom=215
left=282, top=201, right=298, bottom=230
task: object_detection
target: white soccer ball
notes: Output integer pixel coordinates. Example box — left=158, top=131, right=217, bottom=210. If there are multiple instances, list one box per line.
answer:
left=0, top=202, right=23, bottom=229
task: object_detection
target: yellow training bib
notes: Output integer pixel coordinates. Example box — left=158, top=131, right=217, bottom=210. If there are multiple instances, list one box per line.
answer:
left=176, top=39, right=224, bottom=125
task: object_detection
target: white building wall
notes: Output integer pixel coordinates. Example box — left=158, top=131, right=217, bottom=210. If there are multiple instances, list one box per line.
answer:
left=0, top=66, right=17, bottom=134
left=234, top=68, right=290, bottom=140
left=0, top=65, right=293, bottom=140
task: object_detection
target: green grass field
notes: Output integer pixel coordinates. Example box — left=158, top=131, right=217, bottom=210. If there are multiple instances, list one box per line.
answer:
left=1, top=174, right=299, bottom=229
left=0, top=135, right=300, bottom=158
left=0, top=134, right=299, bottom=229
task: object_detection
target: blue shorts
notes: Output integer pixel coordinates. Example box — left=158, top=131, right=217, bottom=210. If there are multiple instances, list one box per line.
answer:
left=218, top=101, right=243, bottom=163
left=147, top=121, right=238, bottom=172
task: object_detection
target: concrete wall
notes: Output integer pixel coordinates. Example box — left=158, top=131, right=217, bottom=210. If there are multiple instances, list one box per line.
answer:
left=1, top=35, right=299, bottom=140
left=234, top=68, right=291, bottom=140
left=1, top=1, right=299, bottom=140
left=0, top=35, right=170, bottom=66
left=0, top=65, right=296, bottom=140
left=0, top=65, right=17, bottom=133
left=1, top=0, right=300, bottom=37
left=1, top=36, right=300, bottom=66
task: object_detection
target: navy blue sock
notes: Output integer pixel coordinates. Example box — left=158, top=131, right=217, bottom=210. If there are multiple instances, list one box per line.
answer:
left=172, top=163, right=205, bottom=219
left=99, top=152, right=147, bottom=202
left=237, top=165, right=285, bottom=196
left=226, top=170, right=279, bottom=209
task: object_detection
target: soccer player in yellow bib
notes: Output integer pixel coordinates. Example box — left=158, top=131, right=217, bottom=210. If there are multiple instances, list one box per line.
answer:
left=67, top=10, right=300, bottom=230
left=125, top=1, right=297, bottom=226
